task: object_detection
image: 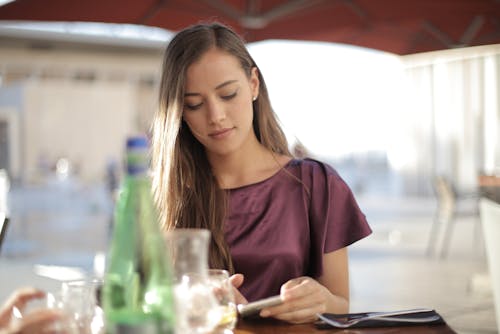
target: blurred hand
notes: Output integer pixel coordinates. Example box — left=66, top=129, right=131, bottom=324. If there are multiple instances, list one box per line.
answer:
left=259, top=276, right=329, bottom=324
left=0, top=287, right=65, bottom=334
left=228, top=273, right=248, bottom=305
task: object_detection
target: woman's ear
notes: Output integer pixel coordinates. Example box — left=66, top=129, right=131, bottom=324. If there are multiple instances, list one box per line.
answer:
left=250, top=67, right=260, bottom=100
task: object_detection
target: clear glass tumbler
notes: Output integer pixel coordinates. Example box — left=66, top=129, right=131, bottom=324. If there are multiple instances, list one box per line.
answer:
left=61, top=278, right=104, bottom=334
left=208, top=269, right=237, bottom=333
left=164, top=228, right=220, bottom=334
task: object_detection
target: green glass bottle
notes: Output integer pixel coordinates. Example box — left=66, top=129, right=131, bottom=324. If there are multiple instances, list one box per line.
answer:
left=103, top=136, right=175, bottom=334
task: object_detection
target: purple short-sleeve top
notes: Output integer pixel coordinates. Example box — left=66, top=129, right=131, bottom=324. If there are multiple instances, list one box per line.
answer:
left=224, top=158, right=371, bottom=302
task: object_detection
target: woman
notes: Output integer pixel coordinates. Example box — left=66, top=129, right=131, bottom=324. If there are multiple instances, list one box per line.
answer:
left=151, top=22, right=371, bottom=324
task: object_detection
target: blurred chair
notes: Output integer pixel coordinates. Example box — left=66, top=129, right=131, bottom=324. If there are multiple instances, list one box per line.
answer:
left=480, top=198, right=500, bottom=330
left=0, top=215, right=8, bottom=254
left=426, top=175, right=479, bottom=258
left=0, top=169, right=8, bottom=254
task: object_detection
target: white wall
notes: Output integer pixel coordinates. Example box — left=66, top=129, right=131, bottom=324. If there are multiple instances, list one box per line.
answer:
left=0, top=43, right=164, bottom=184
left=402, top=44, right=500, bottom=192
left=22, top=80, right=136, bottom=183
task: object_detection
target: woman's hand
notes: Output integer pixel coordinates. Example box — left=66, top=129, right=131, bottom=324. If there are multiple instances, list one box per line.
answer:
left=260, top=248, right=350, bottom=323
left=0, top=287, right=65, bottom=334
left=229, top=273, right=248, bottom=305
left=258, top=276, right=329, bottom=323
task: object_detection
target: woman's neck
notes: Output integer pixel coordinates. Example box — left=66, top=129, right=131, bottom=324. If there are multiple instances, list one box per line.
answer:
left=207, top=136, right=290, bottom=189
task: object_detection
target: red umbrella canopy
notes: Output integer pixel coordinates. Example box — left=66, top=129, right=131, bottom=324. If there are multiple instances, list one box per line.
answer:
left=0, top=0, right=499, bottom=55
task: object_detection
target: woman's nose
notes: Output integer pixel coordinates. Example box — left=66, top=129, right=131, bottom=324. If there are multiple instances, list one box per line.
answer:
left=207, top=99, right=226, bottom=124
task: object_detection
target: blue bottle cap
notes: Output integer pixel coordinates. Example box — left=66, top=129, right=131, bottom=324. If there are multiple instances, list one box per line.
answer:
left=126, top=136, right=149, bottom=149
left=126, top=135, right=149, bottom=175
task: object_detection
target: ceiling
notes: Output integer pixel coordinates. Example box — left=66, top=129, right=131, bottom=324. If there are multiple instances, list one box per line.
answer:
left=0, top=0, right=499, bottom=55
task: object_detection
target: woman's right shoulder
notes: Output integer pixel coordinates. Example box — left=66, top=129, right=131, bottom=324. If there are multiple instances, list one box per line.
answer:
left=288, top=158, right=340, bottom=179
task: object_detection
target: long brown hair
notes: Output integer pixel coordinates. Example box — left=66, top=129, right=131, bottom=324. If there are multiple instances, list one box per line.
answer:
left=151, top=22, right=290, bottom=273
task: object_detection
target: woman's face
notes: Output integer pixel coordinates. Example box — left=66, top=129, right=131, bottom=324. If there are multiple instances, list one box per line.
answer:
left=182, top=48, right=259, bottom=157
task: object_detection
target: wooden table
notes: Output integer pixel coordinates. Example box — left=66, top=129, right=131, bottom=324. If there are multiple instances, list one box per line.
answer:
left=478, top=174, right=500, bottom=203
left=235, top=318, right=457, bottom=333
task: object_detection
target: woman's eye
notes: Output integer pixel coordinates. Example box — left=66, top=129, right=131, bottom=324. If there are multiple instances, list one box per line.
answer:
left=221, top=92, right=237, bottom=100
left=185, top=102, right=202, bottom=110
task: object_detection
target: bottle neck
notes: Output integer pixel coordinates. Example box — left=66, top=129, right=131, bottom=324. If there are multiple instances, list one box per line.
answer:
left=126, top=148, right=149, bottom=177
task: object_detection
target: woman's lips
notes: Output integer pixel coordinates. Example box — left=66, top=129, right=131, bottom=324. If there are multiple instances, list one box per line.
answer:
left=209, top=128, right=233, bottom=139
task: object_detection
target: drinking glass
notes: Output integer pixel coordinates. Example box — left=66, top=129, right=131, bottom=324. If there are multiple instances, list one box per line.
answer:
left=61, top=278, right=104, bottom=334
left=164, top=228, right=220, bottom=334
left=208, top=269, right=237, bottom=333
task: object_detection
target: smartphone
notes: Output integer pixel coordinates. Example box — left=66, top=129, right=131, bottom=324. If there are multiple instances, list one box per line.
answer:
left=237, top=295, right=284, bottom=317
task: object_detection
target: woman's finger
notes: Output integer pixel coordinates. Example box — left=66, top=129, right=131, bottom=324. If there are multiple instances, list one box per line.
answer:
left=261, top=289, right=324, bottom=317
left=229, top=274, right=248, bottom=304
left=272, top=305, right=322, bottom=324
left=260, top=277, right=328, bottom=323
left=229, top=274, right=244, bottom=289
left=281, top=277, right=317, bottom=300
left=11, top=309, right=66, bottom=334
left=0, top=288, right=46, bottom=326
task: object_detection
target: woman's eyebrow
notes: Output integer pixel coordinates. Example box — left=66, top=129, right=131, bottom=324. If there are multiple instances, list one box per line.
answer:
left=184, top=80, right=238, bottom=97
left=215, top=80, right=238, bottom=90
